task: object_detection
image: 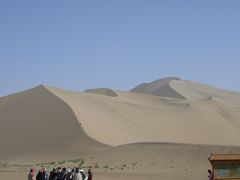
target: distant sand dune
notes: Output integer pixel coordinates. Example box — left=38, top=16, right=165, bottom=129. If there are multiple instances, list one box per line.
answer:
left=130, top=77, right=186, bottom=99
left=85, top=88, right=118, bottom=97
left=170, top=80, right=240, bottom=106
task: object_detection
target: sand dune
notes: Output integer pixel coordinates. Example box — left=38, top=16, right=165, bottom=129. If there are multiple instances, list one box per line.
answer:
left=85, top=88, right=118, bottom=97
left=1, top=78, right=240, bottom=180
left=130, top=77, right=186, bottom=99
left=170, top=80, right=240, bottom=106
left=46, top=82, right=240, bottom=146
left=1, top=79, right=240, bottom=161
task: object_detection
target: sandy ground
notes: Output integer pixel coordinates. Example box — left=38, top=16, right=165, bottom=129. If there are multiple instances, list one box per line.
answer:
left=1, top=143, right=240, bottom=180
left=0, top=172, right=202, bottom=180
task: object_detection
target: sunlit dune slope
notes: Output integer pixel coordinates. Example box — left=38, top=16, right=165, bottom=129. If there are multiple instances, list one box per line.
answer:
left=130, top=77, right=186, bottom=99
left=47, top=80, right=240, bottom=146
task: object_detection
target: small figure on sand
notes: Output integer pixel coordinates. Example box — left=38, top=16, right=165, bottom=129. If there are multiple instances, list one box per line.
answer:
left=87, top=169, right=93, bottom=180
left=28, top=168, right=35, bottom=180
left=36, top=168, right=48, bottom=180
left=208, top=169, right=213, bottom=180
left=73, top=168, right=82, bottom=180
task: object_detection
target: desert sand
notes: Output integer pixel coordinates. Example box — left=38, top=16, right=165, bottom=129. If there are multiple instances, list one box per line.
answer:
left=0, top=77, right=240, bottom=180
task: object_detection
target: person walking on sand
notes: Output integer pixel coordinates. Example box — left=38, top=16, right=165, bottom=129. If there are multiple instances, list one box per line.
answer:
left=208, top=169, right=213, bottom=180
left=49, top=168, right=58, bottom=180
left=36, top=169, right=44, bottom=180
left=65, top=168, right=72, bottom=180
left=61, top=167, right=68, bottom=180
left=87, top=169, right=92, bottom=180
left=68, top=168, right=76, bottom=180
left=28, top=168, right=35, bottom=180
left=43, top=168, right=49, bottom=180
left=80, top=169, right=85, bottom=180
left=73, top=168, right=82, bottom=180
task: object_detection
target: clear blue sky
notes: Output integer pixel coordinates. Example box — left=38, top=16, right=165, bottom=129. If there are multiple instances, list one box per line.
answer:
left=1, top=0, right=240, bottom=96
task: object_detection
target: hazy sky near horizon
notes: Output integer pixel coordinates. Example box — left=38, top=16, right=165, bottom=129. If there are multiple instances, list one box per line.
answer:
left=1, top=0, right=240, bottom=96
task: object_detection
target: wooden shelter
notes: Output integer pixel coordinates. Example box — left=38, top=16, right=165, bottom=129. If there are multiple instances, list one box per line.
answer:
left=209, top=154, right=240, bottom=180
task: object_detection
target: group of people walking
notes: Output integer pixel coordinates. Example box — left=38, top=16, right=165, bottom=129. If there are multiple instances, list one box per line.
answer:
left=28, top=167, right=93, bottom=180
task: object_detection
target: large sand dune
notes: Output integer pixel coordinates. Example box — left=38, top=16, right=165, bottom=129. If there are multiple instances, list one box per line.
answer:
left=46, top=79, right=240, bottom=146
left=1, top=77, right=240, bottom=180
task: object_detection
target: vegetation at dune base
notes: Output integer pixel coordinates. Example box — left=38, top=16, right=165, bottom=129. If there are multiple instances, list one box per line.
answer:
left=0, top=158, right=141, bottom=174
